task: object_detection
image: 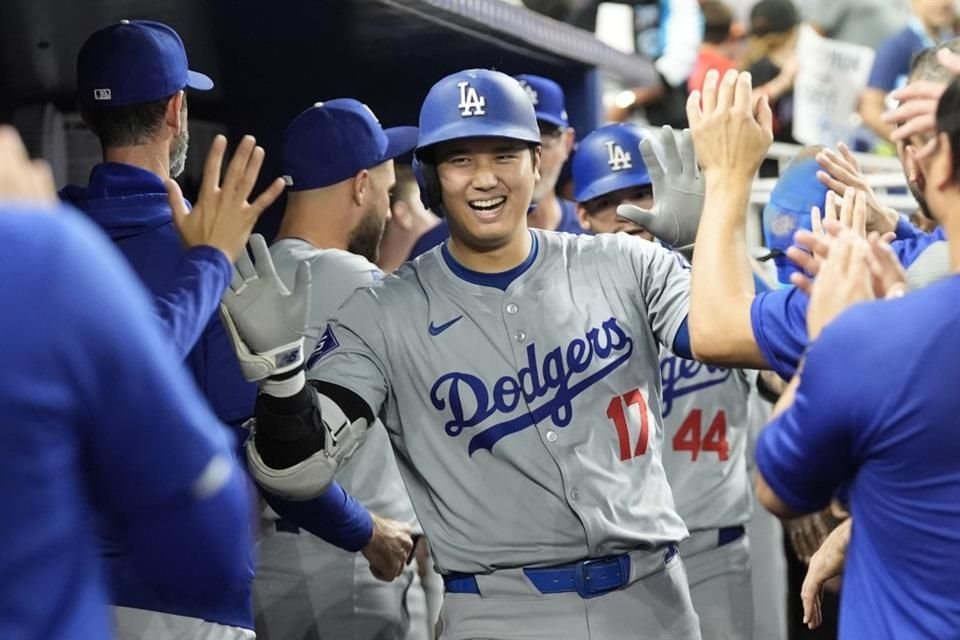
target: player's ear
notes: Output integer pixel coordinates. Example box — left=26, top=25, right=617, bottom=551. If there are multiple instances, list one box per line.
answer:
left=531, top=145, right=542, bottom=182
left=164, top=90, right=185, bottom=136
left=936, top=131, right=957, bottom=189
left=563, top=128, right=576, bottom=155
left=575, top=204, right=592, bottom=232
left=352, top=169, right=370, bottom=206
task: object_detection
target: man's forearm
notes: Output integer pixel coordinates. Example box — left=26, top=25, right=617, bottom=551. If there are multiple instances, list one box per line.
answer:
left=691, top=174, right=767, bottom=367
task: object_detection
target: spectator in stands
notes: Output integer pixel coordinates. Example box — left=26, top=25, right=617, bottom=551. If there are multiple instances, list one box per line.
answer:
left=743, top=0, right=801, bottom=144
left=689, top=0, right=743, bottom=94
left=860, top=0, right=957, bottom=142
left=803, top=0, right=908, bottom=49
left=600, top=0, right=704, bottom=128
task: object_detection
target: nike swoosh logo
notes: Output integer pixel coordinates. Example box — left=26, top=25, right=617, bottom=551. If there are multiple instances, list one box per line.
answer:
left=428, top=316, right=463, bottom=336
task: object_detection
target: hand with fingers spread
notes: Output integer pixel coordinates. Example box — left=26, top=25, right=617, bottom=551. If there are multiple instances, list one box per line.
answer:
left=166, top=134, right=286, bottom=263
left=0, top=125, right=58, bottom=204
left=362, top=514, right=414, bottom=582
left=687, top=69, right=774, bottom=181
left=806, top=230, right=875, bottom=341
left=801, top=518, right=852, bottom=630
left=220, top=234, right=311, bottom=383
left=815, top=144, right=898, bottom=234
left=616, top=126, right=704, bottom=249
left=812, top=188, right=867, bottom=239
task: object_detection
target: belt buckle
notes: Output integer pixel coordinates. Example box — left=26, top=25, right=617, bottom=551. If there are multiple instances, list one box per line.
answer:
left=573, top=556, right=628, bottom=599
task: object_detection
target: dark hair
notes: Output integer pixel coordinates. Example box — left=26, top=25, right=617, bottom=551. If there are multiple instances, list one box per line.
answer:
left=702, top=0, right=734, bottom=45
left=80, top=93, right=178, bottom=148
left=909, top=38, right=960, bottom=83
left=935, top=77, right=960, bottom=183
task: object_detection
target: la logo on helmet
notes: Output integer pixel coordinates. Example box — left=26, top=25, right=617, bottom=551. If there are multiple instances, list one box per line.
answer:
left=606, top=141, right=632, bottom=171
left=457, top=81, right=486, bottom=117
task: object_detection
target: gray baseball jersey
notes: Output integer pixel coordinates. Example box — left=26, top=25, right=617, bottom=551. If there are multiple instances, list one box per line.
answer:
left=658, top=349, right=753, bottom=530
left=270, top=239, right=418, bottom=528
left=311, top=229, right=691, bottom=575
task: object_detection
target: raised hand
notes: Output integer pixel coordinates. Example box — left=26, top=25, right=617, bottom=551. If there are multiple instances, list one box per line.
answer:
left=616, top=126, right=704, bottom=250
left=806, top=230, right=875, bottom=341
left=815, top=144, right=898, bottom=234
left=220, top=234, right=311, bottom=383
left=0, top=125, right=57, bottom=204
left=166, top=134, right=286, bottom=263
left=688, top=69, right=773, bottom=181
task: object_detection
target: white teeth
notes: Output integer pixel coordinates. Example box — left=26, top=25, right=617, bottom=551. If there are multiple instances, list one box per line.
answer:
left=470, top=197, right=506, bottom=211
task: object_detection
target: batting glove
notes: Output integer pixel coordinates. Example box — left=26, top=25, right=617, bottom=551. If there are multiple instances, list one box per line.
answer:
left=220, top=234, right=311, bottom=384
left=617, top=126, right=704, bottom=252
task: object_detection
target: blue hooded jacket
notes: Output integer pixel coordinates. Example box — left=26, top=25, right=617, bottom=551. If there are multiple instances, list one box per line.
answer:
left=61, top=163, right=254, bottom=423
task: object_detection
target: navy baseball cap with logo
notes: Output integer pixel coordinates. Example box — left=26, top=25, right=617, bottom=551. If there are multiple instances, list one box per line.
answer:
left=282, top=99, right=419, bottom=191
left=78, top=19, right=213, bottom=107
left=514, top=74, right=569, bottom=128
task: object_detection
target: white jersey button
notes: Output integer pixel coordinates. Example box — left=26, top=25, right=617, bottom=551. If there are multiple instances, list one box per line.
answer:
left=545, top=430, right=557, bottom=442
left=514, top=330, right=526, bottom=342
left=506, top=303, right=518, bottom=314
left=570, top=488, right=581, bottom=501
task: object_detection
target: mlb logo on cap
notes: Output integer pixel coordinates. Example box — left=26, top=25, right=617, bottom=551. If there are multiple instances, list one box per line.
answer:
left=77, top=19, right=213, bottom=107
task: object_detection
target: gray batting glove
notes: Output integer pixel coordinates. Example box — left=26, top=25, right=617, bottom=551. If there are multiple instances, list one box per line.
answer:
left=220, top=234, right=311, bottom=383
left=617, top=126, right=704, bottom=250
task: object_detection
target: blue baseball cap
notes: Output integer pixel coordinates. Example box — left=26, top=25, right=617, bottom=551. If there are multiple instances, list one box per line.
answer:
left=282, top=99, right=418, bottom=191
left=78, top=20, right=213, bottom=107
left=515, top=74, right=569, bottom=128
left=762, top=156, right=828, bottom=285
left=573, top=123, right=656, bottom=203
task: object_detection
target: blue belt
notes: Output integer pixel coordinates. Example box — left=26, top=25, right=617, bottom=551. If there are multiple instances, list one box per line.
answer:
left=718, top=525, right=745, bottom=547
left=443, top=544, right=678, bottom=600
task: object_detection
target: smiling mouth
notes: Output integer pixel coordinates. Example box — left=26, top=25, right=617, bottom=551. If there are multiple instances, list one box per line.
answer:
left=469, top=196, right=507, bottom=216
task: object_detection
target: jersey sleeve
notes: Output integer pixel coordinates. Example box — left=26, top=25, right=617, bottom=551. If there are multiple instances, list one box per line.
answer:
left=629, top=238, right=691, bottom=351
left=755, top=318, right=864, bottom=513
left=151, top=245, right=232, bottom=361
left=307, top=286, right=391, bottom=417
left=749, top=286, right=809, bottom=380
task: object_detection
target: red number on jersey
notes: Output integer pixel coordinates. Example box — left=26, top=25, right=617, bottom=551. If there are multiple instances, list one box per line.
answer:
left=672, top=410, right=729, bottom=461
left=606, top=388, right=650, bottom=462
left=702, top=411, right=730, bottom=460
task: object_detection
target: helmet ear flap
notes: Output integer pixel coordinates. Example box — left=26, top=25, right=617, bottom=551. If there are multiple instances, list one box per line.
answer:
left=412, top=156, right=444, bottom=216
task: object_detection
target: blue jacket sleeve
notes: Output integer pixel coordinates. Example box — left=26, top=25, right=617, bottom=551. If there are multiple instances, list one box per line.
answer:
left=59, top=214, right=253, bottom=600
left=222, top=423, right=374, bottom=552
left=153, top=245, right=233, bottom=360
left=263, top=488, right=374, bottom=553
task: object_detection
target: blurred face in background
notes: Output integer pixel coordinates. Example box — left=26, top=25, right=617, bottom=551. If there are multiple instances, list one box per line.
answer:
left=533, top=121, right=574, bottom=203
left=912, top=0, right=956, bottom=30
left=576, top=185, right=654, bottom=239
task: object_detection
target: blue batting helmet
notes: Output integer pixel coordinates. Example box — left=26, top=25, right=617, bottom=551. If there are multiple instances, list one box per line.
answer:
left=416, top=69, right=540, bottom=154
left=761, top=154, right=828, bottom=286
left=414, top=69, right=541, bottom=212
left=572, top=123, right=655, bottom=203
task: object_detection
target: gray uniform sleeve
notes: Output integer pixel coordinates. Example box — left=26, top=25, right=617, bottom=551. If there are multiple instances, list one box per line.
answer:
left=309, top=286, right=392, bottom=418
left=627, top=237, right=691, bottom=350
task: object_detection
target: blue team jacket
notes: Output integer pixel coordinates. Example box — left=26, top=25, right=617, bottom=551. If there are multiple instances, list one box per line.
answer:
left=62, top=163, right=256, bottom=628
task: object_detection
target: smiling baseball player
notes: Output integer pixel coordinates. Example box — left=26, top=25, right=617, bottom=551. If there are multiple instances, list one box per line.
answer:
left=221, top=69, right=704, bottom=640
